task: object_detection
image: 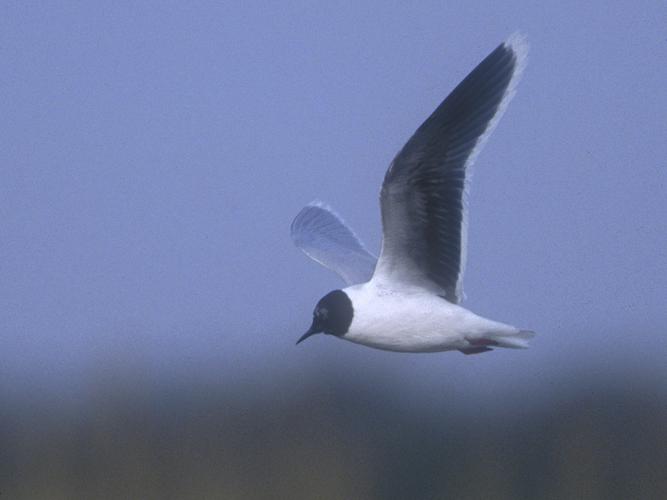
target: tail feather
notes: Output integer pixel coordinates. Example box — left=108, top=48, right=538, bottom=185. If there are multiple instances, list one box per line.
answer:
left=461, top=329, right=535, bottom=355
left=492, top=329, right=535, bottom=349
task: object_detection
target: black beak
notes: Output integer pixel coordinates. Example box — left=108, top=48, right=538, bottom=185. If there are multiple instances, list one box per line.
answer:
left=296, top=324, right=319, bottom=345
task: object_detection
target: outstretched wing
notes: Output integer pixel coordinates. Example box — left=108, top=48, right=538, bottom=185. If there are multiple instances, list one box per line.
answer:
left=291, top=201, right=377, bottom=285
left=375, top=34, right=528, bottom=303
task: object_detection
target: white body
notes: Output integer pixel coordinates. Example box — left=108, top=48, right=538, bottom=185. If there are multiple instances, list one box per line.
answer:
left=342, top=280, right=528, bottom=353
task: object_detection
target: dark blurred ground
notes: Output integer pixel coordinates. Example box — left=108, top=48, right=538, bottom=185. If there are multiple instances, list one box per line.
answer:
left=1, top=365, right=666, bottom=500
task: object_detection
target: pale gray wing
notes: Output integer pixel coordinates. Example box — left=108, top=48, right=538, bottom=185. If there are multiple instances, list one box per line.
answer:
left=375, top=34, right=528, bottom=303
left=291, top=201, right=377, bottom=285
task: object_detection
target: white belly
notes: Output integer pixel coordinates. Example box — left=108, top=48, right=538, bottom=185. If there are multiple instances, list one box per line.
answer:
left=342, top=282, right=510, bottom=353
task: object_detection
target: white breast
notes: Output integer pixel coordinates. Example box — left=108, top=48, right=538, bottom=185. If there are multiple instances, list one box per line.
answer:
left=341, top=281, right=500, bottom=353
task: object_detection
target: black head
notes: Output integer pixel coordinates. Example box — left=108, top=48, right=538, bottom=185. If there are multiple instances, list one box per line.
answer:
left=296, top=290, right=353, bottom=344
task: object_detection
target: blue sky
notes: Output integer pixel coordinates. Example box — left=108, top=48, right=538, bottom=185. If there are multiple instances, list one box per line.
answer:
left=2, top=2, right=666, bottom=404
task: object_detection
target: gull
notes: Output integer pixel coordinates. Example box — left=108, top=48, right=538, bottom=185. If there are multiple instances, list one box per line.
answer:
left=291, top=34, right=534, bottom=354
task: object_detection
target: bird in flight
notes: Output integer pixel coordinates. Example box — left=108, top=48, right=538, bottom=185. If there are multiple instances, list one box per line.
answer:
left=291, top=34, right=534, bottom=355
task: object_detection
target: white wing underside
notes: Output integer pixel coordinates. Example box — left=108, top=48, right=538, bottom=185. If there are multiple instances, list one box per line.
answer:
left=290, top=201, right=377, bottom=286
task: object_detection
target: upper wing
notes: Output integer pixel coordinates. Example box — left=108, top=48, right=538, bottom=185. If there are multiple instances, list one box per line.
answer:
left=374, top=34, right=528, bottom=303
left=291, top=201, right=377, bottom=285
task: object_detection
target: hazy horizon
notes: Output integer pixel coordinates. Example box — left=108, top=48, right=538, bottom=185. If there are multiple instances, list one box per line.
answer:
left=2, top=3, right=666, bottom=496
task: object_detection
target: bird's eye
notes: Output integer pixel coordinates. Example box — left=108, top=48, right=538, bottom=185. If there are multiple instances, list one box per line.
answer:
left=318, top=308, right=328, bottom=319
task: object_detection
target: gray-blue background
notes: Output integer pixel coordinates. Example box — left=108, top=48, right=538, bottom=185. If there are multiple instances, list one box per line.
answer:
left=2, top=2, right=666, bottom=497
